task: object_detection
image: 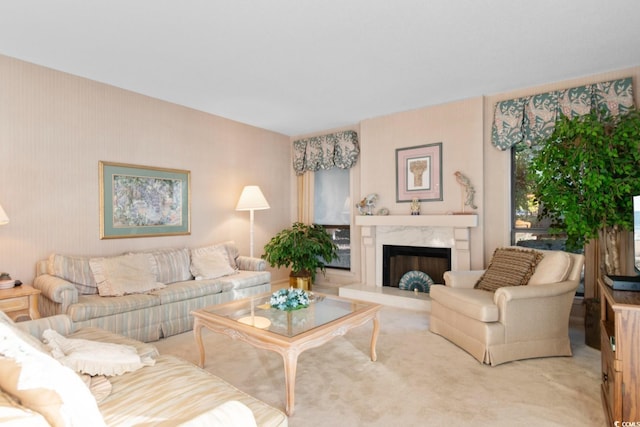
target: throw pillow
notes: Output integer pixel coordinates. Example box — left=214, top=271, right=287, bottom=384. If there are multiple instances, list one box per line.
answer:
left=42, top=329, right=155, bottom=377
left=190, top=245, right=237, bottom=280
left=145, top=247, right=193, bottom=284
left=0, top=323, right=106, bottom=427
left=475, top=247, right=543, bottom=292
left=90, top=253, right=165, bottom=296
left=48, top=253, right=98, bottom=295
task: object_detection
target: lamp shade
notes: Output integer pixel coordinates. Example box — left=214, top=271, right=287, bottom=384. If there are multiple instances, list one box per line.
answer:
left=0, top=204, right=8, bottom=225
left=235, top=186, right=270, bottom=211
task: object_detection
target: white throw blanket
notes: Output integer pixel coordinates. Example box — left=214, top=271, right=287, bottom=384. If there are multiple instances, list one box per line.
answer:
left=43, top=329, right=155, bottom=376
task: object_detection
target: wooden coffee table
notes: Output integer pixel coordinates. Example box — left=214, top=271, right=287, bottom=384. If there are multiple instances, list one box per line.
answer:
left=192, top=292, right=381, bottom=415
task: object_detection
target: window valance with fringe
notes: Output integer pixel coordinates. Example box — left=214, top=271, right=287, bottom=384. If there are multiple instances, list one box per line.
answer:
left=293, top=130, right=359, bottom=175
left=492, top=77, right=634, bottom=150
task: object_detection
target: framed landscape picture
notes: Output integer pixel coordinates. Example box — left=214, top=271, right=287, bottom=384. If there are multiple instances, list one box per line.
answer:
left=99, top=161, right=191, bottom=239
left=395, top=142, right=442, bottom=202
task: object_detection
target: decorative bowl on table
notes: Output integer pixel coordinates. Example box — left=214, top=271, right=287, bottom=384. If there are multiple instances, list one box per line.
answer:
left=0, top=279, right=15, bottom=290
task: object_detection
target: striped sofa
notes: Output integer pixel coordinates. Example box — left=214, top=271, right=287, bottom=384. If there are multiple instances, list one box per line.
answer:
left=33, top=242, right=271, bottom=342
left=2, top=312, right=288, bottom=426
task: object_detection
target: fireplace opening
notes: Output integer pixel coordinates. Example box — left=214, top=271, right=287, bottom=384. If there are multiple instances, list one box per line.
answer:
left=382, top=245, right=451, bottom=289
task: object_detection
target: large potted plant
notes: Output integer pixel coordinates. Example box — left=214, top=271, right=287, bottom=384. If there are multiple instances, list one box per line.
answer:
left=262, top=222, right=339, bottom=290
left=529, top=108, right=640, bottom=347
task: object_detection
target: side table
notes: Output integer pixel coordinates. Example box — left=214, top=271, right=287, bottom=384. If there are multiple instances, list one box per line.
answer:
left=0, top=285, right=41, bottom=321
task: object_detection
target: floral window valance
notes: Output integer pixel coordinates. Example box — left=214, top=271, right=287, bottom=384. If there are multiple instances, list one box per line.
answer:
left=492, top=77, right=634, bottom=150
left=293, top=130, right=359, bottom=175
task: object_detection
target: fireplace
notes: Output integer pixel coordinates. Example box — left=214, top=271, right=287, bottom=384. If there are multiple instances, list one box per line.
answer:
left=383, top=245, right=451, bottom=288
left=339, top=214, right=478, bottom=311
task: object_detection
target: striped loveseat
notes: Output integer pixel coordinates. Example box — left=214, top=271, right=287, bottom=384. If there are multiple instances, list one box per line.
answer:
left=33, top=241, right=271, bottom=342
left=2, top=312, right=287, bottom=426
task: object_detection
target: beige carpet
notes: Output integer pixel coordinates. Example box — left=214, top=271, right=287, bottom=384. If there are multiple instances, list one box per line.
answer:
left=154, top=307, right=605, bottom=427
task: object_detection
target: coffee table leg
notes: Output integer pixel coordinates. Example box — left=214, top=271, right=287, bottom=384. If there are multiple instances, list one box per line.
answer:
left=282, top=349, right=299, bottom=416
left=193, top=320, right=205, bottom=368
left=370, top=314, right=380, bottom=362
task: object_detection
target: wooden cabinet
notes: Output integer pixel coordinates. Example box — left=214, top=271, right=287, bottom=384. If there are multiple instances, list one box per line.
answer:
left=599, top=279, right=640, bottom=424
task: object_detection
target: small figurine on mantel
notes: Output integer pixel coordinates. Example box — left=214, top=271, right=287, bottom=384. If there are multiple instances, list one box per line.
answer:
left=410, top=197, right=421, bottom=215
left=454, top=171, right=477, bottom=213
left=356, top=193, right=378, bottom=215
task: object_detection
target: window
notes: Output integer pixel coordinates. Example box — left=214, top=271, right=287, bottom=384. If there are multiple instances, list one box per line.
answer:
left=511, top=143, right=566, bottom=249
left=314, top=168, right=350, bottom=269
left=512, top=144, right=584, bottom=295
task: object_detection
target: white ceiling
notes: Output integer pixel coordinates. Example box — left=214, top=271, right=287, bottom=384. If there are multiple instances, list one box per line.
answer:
left=1, top=0, right=639, bottom=136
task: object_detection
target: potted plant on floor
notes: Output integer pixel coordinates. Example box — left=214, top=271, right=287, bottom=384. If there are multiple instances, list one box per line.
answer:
left=262, top=222, right=338, bottom=290
left=529, top=108, right=640, bottom=348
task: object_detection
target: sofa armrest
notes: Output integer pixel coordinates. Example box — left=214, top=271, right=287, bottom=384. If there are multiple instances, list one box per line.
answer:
left=15, top=314, right=75, bottom=338
left=493, top=280, right=579, bottom=339
left=236, top=256, right=266, bottom=271
left=33, top=274, right=79, bottom=316
left=33, top=274, right=79, bottom=304
left=443, top=270, right=484, bottom=288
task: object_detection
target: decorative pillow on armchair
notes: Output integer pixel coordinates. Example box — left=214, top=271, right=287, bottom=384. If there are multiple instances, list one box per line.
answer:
left=475, top=247, right=543, bottom=292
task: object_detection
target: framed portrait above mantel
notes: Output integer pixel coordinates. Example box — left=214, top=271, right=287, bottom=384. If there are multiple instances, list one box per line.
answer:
left=99, top=161, right=191, bottom=239
left=395, top=142, right=443, bottom=203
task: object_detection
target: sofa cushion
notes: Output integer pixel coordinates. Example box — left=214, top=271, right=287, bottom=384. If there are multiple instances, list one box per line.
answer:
left=0, top=323, right=106, bottom=427
left=192, top=400, right=257, bottom=427
left=190, top=245, right=237, bottom=280
left=475, top=247, right=543, bottom=292
left=218, top=270, right=272, bottom=291
left=146, top=247, right=193, bottom=284
left=430, top=285, right=499, bottom=322
left=98, top=355, right=287, bottom=427
left=42, top=329, right=155, bottom=377
left=48, top=253, right=98, bottom=295
left=90, top=253, right=165, bottom=296
left=67, top=294, right=160, bottom=322
left=528, top=250, right=572, bottom=285
left=151, top=279, right=227, bottom=304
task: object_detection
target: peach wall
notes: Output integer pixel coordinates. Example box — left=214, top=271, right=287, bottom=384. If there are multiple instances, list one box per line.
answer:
left=0, top=54, right=293, bottom=284
left=358, top=97, right=485, bottom=269
left=2, top=51, right=637, bottom=288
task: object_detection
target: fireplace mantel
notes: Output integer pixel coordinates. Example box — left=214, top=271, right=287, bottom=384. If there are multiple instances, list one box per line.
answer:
left=354, top=213, right=478, bottom=286
left=355, top=214, right=478, bottom=228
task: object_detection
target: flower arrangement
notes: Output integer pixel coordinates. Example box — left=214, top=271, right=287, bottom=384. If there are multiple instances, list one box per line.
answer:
left=270, top=287, right=310, bottom=311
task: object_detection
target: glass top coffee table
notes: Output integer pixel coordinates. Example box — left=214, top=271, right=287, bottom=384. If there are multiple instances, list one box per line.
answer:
left=191, top=291, right=381, bottom=416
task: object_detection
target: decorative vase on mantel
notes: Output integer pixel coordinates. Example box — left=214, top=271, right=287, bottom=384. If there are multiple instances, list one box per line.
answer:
left=410, top=198, right=420, bottom=215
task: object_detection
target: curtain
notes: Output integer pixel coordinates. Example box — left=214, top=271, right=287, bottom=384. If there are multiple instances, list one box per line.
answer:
left=492, top=77, right=634, bottom=150
left=292, top=130, right=359, bottom=175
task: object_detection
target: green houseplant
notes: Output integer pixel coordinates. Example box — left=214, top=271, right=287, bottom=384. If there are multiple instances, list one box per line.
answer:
left=529, top=108, right=640, bottom=275
left=529, top=108, right=640, bottom=349
left=262, top=222, right=339, bottom=289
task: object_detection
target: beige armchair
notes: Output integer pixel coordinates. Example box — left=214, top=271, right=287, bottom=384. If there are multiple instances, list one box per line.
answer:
left=429, top=249, right=584, bottom=366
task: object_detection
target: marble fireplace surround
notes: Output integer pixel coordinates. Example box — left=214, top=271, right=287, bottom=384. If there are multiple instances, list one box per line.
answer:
left=339, top=214, right=478, bottom=310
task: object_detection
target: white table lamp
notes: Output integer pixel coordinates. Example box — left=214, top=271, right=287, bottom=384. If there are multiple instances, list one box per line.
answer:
left=236, top=186, right=270, bottom=257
